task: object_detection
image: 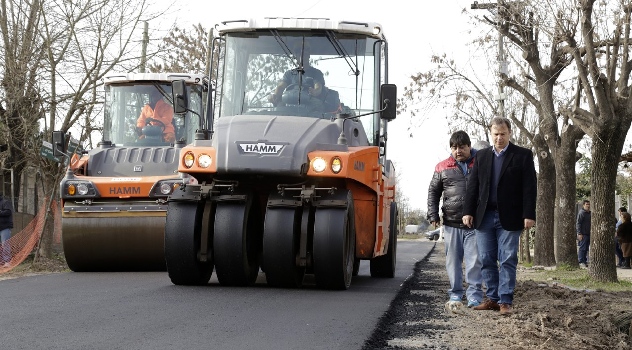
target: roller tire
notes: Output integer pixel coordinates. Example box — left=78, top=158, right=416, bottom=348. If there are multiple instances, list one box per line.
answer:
left=213, top=196, right=262, bottom=286
left=313, top=190, right=355, bottom=290
left=262, top=205, right=305, bottom=288
left=164, top=201, right=213, bottom=285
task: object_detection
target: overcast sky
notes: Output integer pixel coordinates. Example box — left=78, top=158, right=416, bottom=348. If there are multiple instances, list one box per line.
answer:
left=160, top=0, right=486, bottom=211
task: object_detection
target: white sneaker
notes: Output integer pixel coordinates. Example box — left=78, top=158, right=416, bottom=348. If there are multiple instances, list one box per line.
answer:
left=579, top=263, right=587, bottom=269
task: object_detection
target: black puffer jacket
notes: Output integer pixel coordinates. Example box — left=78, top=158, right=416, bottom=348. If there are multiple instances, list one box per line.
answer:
left=427, top=150, right=477, bottom=228
left=0, top=195, right=13, bottom=230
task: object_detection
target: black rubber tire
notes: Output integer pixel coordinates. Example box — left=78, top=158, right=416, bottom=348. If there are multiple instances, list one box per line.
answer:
left=262, top=204, right=305, bottom=288
left=313, top=190, right=355, bottom=290
left=370, top=202, right=398, bottom=278
left=213, top=196, right=262, bottom=286
left=433, top=234, right=439, bottom=241
left=164, top=201, right=214, bottom=285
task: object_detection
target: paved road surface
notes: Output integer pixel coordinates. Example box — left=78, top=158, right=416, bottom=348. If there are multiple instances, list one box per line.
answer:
left=0, top=239, right=434, bottom=350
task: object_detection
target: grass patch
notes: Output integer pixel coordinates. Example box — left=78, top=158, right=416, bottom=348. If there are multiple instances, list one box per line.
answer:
left=519, top=265, right=632, bottom=292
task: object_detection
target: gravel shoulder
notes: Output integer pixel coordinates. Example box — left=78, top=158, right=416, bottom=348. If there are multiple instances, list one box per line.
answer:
left=363, top=241, right=632, bottom=350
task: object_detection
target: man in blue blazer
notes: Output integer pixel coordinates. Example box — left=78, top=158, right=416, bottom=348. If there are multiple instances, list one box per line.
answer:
left=462, top=116, right=537, bottom=316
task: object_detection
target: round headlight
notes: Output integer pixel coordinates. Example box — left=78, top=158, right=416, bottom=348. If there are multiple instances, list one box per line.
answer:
left=331, top=157, right=342, bottom=174
left=67, top=184, right=76, bottom=196
left=77, top=183, right=89, bottom=195
left=160, top=183, right=172, bottom=195
left=312, top=157, right=327, bottom=173
left=198, top=154, right=212, bottom=168
left=183, top=152, right=195, bottom=168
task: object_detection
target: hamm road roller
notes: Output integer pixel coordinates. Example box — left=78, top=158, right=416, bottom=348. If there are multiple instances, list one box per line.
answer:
left=165, top=18, right=398, bottom=289
left=54, top=73, right=207, bottom=271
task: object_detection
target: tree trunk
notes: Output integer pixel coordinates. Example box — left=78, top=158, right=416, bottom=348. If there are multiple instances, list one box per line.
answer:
left=589, top=129, right=622, bottom=282
left=533, top=150, right=556, bottom=266
left=555, top=129, right=584, bottom=267
left=520, top=228, right=531, bottom=264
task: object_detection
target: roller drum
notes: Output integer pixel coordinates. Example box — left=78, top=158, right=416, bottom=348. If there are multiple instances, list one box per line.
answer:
left=62, top=212, right=166, bottom=271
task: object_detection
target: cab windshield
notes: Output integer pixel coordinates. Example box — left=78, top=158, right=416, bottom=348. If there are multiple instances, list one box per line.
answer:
left=104, top=82, right=203, bottom=146
left=216, top=31, right=382, bottom=143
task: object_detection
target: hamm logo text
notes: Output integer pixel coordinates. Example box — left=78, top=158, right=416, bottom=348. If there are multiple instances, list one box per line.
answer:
left=238, top=142, right=286, bottom=155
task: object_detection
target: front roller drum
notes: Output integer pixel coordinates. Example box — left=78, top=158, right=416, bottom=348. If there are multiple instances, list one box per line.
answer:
left=164, top=201, right=214, bottom=285
left=62, top=214, right=166, bottom=272
left=312, top=190, right=356, bottom=290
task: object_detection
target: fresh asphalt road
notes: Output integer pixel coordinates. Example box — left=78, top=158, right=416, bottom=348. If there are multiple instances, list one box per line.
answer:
left=0, top=240, right=434, bottom=350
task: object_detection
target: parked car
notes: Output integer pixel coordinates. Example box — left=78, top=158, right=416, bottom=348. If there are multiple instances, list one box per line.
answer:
left=425, top=228, right=441, bottom=241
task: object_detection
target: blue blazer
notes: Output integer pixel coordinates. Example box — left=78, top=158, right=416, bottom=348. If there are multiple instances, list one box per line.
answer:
left=463, top=142, right=537, bottom=231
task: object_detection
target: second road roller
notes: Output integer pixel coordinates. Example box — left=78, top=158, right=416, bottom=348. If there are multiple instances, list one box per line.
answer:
left=53, top=72, right=207, bottom=271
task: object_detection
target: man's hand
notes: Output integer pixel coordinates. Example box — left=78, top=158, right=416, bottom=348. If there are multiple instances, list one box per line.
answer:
left=309, top=82, right=323, bottom=97
left=269, top=93, right=281, bottom=105
left=462, top=215, right=473, bottom=228
left=430, top=221, right=439, bottom=229
left=524, top=219, right=535, bottom=229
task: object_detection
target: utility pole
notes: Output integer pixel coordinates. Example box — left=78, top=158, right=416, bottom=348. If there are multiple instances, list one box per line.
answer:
left=471, top=1, right=507, bottom=118
left=140, top=21, right=149, bottom=73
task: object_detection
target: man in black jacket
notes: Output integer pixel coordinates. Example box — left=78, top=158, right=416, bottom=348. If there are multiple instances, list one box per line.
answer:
left=576, top=200, right=591, bottom=268
left=462, top=117, right=537, bottom=316
left=427, top=131, right=483, bottom=308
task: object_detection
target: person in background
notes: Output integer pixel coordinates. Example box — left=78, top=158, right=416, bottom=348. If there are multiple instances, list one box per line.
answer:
left=136, top=87, right=175, bottom=143
left=427, top=130, right=483, bottom=308
left=462, top=116, right=537, bottom=316
left=0, top=193, right=13, bottom=268
left=576, top=199, right=591, bottom=268
left=616, top=207, right=627, bottom=268
left=616, top=211, right=632, bottom=269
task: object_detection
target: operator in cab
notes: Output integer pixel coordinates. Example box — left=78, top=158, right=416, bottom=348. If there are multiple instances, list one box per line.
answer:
left=136, top=87, right=176, bottom=143
left=268, top=41, right=339, bottom=113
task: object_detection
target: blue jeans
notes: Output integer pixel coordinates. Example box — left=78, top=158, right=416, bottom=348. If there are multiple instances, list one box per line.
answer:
left=0, top=228, right=11, bottom=264
left=444, top=226, right=483, bottom=302
left=475, top=210, right=521, bottom=305
left=578, top=234, right=590, bottom=264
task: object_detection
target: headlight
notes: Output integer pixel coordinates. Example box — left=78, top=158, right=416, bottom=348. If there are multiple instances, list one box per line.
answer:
left=331, top=157, right=342, bottom=174
left=160, top=183, right=172, bottom=195
left=77, top=183, right=89, bottom=195
left=183, top=151, right=195, bottom=168
left=198, top=154, right=212, bottom=168
left=312, top=157, right=327, bottom=173
left=63, top=181, right=98, bottom=198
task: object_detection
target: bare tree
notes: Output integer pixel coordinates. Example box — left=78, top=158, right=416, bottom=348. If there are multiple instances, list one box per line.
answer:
left=484, top=1, right=584, bottom=268
left=0, top=0, right=174, bottom=258
left=562, top=0, right=632, bottom=282
left=0, top=0, right=46, bottom=213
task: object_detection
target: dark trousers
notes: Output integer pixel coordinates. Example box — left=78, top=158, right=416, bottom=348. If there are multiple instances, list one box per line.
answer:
left=578, top=235, right=590, bottom=264
left=615, top=236, right=624, bottom=266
